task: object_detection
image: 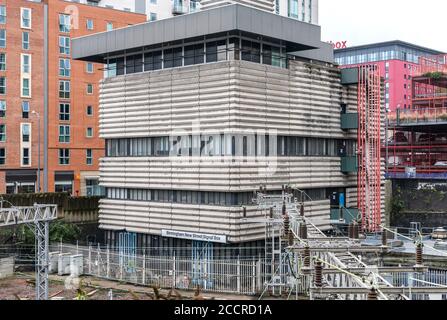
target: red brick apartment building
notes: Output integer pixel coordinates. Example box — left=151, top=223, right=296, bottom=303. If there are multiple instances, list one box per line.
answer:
left=0, top=0, right=146, bottom=195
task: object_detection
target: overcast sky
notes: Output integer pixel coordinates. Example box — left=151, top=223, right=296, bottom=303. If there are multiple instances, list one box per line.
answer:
left=319, top=0, right=447, bottom=52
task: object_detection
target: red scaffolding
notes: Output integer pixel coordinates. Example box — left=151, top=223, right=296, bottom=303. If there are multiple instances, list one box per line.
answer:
left=357, top=65, right=382, bottom=232
left=386, top=55, right=447, bottom=179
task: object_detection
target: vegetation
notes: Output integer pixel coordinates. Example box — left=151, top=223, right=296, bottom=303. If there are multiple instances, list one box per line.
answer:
left=390, top=187, right=405, bottom=218
left=423, top=71, right=445, bottom=79
left=1, top=220, right=81, bottom=245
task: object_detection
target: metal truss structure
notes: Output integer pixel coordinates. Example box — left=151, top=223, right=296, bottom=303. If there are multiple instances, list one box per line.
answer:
left=0, top=200, right=58, bottom=300
left=357, top=65, right=382, bottom=233
left=248, top=187, right=447, bottom=300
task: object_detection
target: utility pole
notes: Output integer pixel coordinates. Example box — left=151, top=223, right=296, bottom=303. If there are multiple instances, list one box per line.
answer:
left=32, top=111, right=41, bottom=192
left=0, top=198, right=57, bottom=299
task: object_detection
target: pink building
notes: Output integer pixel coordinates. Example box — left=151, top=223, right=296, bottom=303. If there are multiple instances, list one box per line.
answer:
left=334, top=41, right=444, bottom=112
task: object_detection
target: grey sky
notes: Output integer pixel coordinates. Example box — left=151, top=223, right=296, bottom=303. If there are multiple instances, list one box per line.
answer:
left=319, top=0, right=447, bottom=52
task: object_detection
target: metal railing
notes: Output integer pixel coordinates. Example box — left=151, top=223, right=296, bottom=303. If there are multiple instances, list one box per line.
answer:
left=388, top=107, right=447, bottom=126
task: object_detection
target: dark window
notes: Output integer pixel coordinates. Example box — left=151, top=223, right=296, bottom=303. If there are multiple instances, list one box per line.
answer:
left=163, top=47, right=182, bottom=68
left=86, top=105, right=93, bottom=116
left=126, top=54, right=143, bottom=74
left=144, top=50, right=162, bottom=71
left=206, top=40, right=227, bottom=63
left=0, top=148, right=5, bottom=165
left=241, top=40, right=261, bottom=63
left=22, top=148, right=29, bottom=165
left=59, top=103, right=70, bottom=121
left=184, top=43, right=204, bottom=66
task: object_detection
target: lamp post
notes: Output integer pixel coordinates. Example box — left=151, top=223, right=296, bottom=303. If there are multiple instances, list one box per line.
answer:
left=31, top=110, right=41, bottom=193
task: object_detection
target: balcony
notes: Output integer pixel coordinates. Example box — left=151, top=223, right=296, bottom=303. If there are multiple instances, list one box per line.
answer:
left=341, top=113, right=358, bottom=130
left=341, top=156, right=358, bottom=173
left=173, top=1, right=189, bottom=15
left=388, top=107, right=447, bottom=127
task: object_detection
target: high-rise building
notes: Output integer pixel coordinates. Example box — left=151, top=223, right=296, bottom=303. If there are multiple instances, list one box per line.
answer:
left=89, top=0, right=318, bottom=24
left=334, top=41, right=443, bottom=112
left=201, top=0, right=318, bottom=24
left=0, top=0, right=146, bottom=195
left=73, top=4, right=384, bottom=251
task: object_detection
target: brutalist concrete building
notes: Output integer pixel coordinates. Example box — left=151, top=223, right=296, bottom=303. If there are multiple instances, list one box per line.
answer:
left=72, top=4, right=381, bottom=254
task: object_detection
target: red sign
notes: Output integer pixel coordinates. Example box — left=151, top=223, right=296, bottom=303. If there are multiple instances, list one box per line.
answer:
left=329, top=41, right=348, bottom=49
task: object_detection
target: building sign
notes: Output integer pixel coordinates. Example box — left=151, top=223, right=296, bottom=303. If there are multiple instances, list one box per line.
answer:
left=162, top=229, right=227, bottom=244
left=329, top=41, right=348, bottom=49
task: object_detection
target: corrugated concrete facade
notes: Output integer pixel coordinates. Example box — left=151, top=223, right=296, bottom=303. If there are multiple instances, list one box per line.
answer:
left=98, top=59, right=365, bottom=243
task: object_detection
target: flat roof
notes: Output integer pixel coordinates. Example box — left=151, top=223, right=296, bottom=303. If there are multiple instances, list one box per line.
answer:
left=72, top=4, right=327, bottom=62
left=334, top=40, right=444, bottom=56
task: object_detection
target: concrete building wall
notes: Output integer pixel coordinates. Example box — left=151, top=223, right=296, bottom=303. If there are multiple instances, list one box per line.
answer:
left=98, top=59, right=359, bottom=242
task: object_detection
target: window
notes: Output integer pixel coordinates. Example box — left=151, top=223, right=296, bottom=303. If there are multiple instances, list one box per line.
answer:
left=86, top=62, right=93, bottom=73
left=22, top=54, right=31, bottom=74
left=163, top=47, right=183, bottom=68
left=22, top=148, right=30, bottom=166
left=0, top=100, right=5, bottom=117
left=59, top=58, right=70, bottom=77
left=59, top=36, right=70, bottom=55
left=22, top=78, right=30, bottom=97
left=0, top=29, right=6, bottom=48
left=0, top=53, right=5, bottom=70
left=59, top=125, right=70, bottom=143
left=106, top=22, right=113, bottom=31
left=0, top=77, right=5, bottom=94
left=143, top=51, right=162, bottom=71
left=86, top=127, right=93, bottom=138
left=22, top=32, right=29, bottom=50
left=22, top=101, right=29, bottom=118
left=21, top=8, right=31, bottom=29
left=262, top=44, right=282, bottom=67
left=59, top=14, right=71, bottom=33
left=59, top=149, right=70, bottom=165
left=241, top=40, right=261, bottom=63
left=55, top=181, right=72, bottom=193
left=0, top=124, right=5, bottom=141
left=125, top=54, right=143, bottom=74
left=22, top=124, right=30, bottom=142
left=59, top=103, right=70, bottom=121
left=86, top=83, right=93, bottom=94
left=86, top=19, right=94, bottom=30
left=86, top=149, right=93, bottom=165
left=59, top=80, right=70, bottom=99
left=288, top=0, right=298, bottom=18
left=150, top=12, right=157, bottom=21
left=150, top=0, right=157, bottom=3
left=206, top=40, right=227, bottom=63
left=0, top=148, right=4, bottom=165
left=86, top=105, right=93, bottom=116
left=184, top=44, right=204, bottom=66
left=0, top=6, right=5, bottom=24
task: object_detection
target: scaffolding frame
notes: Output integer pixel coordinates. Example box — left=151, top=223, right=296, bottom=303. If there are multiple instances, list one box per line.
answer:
left=386, top=55, right=447, bottom=179
left=357, top=65, right=382, bottom=232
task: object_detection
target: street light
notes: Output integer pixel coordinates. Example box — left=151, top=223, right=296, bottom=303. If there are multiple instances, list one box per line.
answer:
left=31, top=110, right=41, bottom=193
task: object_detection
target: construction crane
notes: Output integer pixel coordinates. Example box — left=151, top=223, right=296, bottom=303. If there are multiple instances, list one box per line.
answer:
left=0, top=197, right=57, bottom=300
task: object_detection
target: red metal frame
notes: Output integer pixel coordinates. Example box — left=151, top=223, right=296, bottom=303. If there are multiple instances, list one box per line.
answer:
left=386, top=55, right=447, bottom=178
left=357, top=65, right=382, bottom=232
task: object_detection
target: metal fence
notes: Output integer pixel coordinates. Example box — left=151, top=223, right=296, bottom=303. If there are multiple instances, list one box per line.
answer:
left=51, top=244, right=264, bottom=296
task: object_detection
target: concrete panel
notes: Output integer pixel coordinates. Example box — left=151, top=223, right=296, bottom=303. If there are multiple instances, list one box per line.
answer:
left=73, top=4, right=323, bottom=61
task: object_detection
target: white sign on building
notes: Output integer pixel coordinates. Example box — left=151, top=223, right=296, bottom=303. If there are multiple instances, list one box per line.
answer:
left=162, top=229, right=227, bottom=244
